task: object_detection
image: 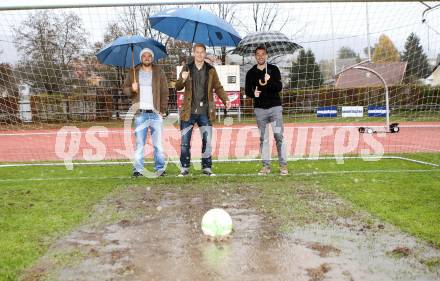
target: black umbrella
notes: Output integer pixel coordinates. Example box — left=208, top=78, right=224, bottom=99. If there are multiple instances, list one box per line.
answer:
left=231, top=31, right=302, bottom=85
left=231, top=31, right=302, bottom=57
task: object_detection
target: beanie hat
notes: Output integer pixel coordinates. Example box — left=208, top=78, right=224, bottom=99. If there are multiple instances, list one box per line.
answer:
left=139, top=48, right=154, bottom=61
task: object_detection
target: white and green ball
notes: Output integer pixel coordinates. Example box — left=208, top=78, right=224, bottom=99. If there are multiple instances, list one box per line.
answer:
left=201, top=208, right=233, bottom=237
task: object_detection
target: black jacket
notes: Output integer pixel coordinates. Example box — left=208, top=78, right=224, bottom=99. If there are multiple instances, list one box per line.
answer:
left=245, top=63, right=283, bottom=109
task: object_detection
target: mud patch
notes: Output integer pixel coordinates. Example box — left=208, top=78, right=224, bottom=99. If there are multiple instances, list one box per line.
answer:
left=307, top=242, right=341, bottom=257
left=390, top=246, right=413, bottom=257
left=306, top=263, right=331, bottom=281
left=23, top=184, right=440, bottom=281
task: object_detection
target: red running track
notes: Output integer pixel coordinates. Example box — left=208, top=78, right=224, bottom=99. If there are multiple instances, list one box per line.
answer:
left=1, top=122, right=439, bottom=163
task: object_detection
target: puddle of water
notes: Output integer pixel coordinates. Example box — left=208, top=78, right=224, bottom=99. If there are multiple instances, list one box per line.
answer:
left=24, top=190, right=440, bottom=281
left=126, top=201, right=320, bottom=281
left=291, top=224, right=440, bottom=281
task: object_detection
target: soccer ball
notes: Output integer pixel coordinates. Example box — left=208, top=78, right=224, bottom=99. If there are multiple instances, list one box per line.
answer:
left=201, top=208, right=233, bottom=237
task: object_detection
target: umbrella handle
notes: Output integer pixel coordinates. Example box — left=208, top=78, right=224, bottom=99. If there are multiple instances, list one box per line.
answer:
left=131, top=45, right=136, bottom=84
left=258, top=61, right=268, bottom=86
left=259, top=79, right=267, bottom=86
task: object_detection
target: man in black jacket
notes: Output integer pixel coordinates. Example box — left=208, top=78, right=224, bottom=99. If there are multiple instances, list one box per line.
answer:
left=245, top=46, right=288, bottom=175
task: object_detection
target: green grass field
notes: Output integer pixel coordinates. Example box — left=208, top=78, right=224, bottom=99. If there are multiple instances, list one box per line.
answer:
left=1, top=154, right=439, bottom=280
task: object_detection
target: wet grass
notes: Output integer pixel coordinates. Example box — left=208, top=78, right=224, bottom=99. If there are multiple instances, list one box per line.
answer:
left=0, top=179, right=125, bottom=281
left=321, top=170, right=440, bottom=247
left=422, top=257, right=440, bottom=272
left=0, top=154, right=439, bottom=280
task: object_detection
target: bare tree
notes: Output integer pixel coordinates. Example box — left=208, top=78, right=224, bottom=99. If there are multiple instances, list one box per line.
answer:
left=14, top=11, right=88, bottom=93
left=251, top=3, right=289, bottom=32
left=208, top=4, right=238, bottom=64
left=210, top=3, right=237, bottom=26
left=14, top=11, right=58, bottom=63
left=138, top=6, right=167, bottom=43
left=96, top=6, right=168, bottom=88
left=118, top=5, right=167, bottom=44
left=120, top=6, right=139, bottom=35
left=90, top=22, right=126, bottom=89
left=15, top=11, right=87, bottom=68
left=103, top=22, right=125, bottom=45
left=54, top=12, right=88, bottom=69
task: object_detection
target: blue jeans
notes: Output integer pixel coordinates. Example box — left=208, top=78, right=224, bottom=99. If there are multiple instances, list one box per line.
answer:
left=133, top=112, right=165, bottom=173
left=180, top=114, right=212, bottom=169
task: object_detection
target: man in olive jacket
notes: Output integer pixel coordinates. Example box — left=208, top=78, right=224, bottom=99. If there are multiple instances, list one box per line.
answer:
left=175, top=43, right=231, bottom=176
left=123, top=48, right=169, bottom=178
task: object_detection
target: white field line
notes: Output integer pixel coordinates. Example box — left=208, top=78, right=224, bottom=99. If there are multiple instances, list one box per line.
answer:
left=0, top=169, right=439, bottom=182
left=1, top=156, right=438, bottom=168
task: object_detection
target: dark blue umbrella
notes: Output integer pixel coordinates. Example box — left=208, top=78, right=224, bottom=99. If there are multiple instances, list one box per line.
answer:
left=149, top=7, right=241, bottom=47
left=97, top=35, right=167, bottom=67
left=96, top=35, right=167, bottom=82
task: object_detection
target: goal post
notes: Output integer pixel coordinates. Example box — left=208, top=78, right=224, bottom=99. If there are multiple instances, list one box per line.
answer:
left=0, top=1, right=439, bottom=167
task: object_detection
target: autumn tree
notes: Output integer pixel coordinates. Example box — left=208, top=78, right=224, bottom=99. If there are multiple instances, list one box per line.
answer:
left=371, top=34, right=400, bottom=63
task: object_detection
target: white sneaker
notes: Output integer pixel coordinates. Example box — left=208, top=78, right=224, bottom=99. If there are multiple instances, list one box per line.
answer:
left=202, top=168, right=216, bottom=176
left=178, top=168, right=189, bottom=177
left=258, top=166, right=271, bottom=175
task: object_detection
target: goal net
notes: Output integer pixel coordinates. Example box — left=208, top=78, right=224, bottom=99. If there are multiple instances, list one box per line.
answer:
left=0, top=1, right=439, bottom=166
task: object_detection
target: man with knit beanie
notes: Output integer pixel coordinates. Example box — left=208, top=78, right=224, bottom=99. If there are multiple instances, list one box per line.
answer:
left=123, top=48, right=169, bottom=178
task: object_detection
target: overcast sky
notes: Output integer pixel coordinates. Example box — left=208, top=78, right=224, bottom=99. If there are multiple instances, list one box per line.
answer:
left=1, top=1, right=439, bottom=64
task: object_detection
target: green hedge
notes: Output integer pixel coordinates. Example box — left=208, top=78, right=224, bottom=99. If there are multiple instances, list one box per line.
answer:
left=31, top=94, right=67, bottom=122
left=0, top=96, right=20, bottom=124
left=30, top=92, right=114, bottom=122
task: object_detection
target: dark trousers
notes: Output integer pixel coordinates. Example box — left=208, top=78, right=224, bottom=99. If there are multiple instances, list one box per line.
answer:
left=180, top=114, right=212, bottom=169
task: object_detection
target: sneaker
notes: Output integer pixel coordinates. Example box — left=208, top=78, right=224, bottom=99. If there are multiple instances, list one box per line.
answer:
left=202, top=168, right=216, bottom=176
left=280, top=165, right=289, bottom=176
left=178, top=168, right=189, bottom=177
left=156, top=170, right=167, bottom=177
left=132, top=171, right=143, bottom=178
left=258, top=166, right=271, bottom=175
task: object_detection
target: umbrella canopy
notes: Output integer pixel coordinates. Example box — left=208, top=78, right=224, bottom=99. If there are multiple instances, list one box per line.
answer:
left=149, top=7, right=241, bottom=47
left=231, top=31, right=302, bottom=57
left=96, top=35, right=167, bottom=68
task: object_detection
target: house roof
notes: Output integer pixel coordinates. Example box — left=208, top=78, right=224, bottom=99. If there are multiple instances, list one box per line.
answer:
left=335, top=61, right=407, bottom=88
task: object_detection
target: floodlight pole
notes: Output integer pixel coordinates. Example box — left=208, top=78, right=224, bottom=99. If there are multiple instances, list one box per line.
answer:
left=336, top=60, right=390, bottom=131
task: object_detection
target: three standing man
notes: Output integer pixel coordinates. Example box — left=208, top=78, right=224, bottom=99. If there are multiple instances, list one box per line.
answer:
left=123, top=44, right=287, bottom=177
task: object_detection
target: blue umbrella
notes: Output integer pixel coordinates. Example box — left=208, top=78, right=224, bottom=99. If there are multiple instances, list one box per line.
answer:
left=96, top=35, right=167, bottom=82
left=149, top=7, right=241, bottom=47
